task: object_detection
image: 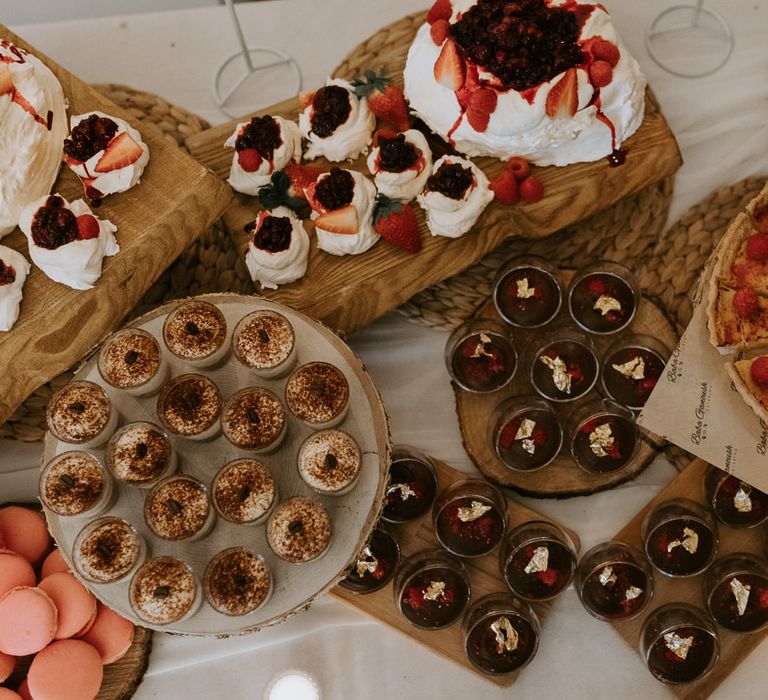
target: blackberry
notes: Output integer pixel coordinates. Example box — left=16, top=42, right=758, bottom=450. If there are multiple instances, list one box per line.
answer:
left=314, top=168, right=355, bottom=211
left=310, top=85, right=352, bottom=138
left=427, top=162, right=473, bottom=200
left=378, top=134, right=419, bottom=172
left=253, top=216, right=292, bottom=253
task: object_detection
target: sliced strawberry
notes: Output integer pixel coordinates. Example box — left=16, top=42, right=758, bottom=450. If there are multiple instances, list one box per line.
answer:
left=427, top=0, right=452, bottom=25
left=466, top=88, right=497, bottom=132
left=374, top=195, right=421, bottom=253
left=94, top=132, right=143, bottom=173
left=434, top=39, right=465, bottom=92
left=545, top=68, right=578, bottom=119
left=592, top=40, right=620, bottom=68
left=519, top=176, right=545, bottom=204
left=315, top=205, right=359, bottom=235
left=284, top=162, right=324, bottom=199
left=490, top=170, right=518, bottom=205
left=299, top=91, right=316, bottom=109
left=588, top=60, right=613, bottom=89
left=0, top=64, right=13, bottom=97
left=237, top=148, right=262, bottom=173
left=304, top=181, right=319, bottom=209
left=430, top=19, right=450, bottom=46
left=504, top=156, right=530, bottom=180
left=75, top=214, right=100, bottom=241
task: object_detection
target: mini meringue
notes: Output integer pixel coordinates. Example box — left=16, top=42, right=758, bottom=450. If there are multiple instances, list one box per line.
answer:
left=0, top=245, right=31, bottom=331
left=366, top=129, right=432, bottom=202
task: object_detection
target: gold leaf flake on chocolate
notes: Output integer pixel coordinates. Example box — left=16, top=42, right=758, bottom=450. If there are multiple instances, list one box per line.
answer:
left=667, top=527, right=699, bottom=554
left=423, top=580, right=446, bottom=601
left=594, top=295, right=622, bottom=316
left=515, top=418, right=537, bottom=455
left=730, top=577, right=751, bottom=616
left=589, top=423, right=614, bottom=458
left=734, top=485, right=753, bottom=513
left=599, top=566, right=617, bottom=586
left=516, top=277, right=536, bottom=299
left=540, top=355, right=572, bottom=394
left=458, top=500, right=492, bottom=522
left=491, top=616, right=519, bottom=653
left=355, top=545, right=379, bottom=578
left=524, top=546, right=549, bottom=574
left=664, top=632, right=694, bottom=661
left=470, top=333, right=494, bottom=359
left=521, top=439, right=535, bottom=455
left=612, top=356, right=646, bottom=380
left=387, top=482, right=416, bottom=501
left=625, top=586, right=644, bottom=601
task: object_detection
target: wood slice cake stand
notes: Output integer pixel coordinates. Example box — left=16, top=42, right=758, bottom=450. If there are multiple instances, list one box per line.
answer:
left=454, top=270, right=677, bottom=498
left=42, top=294, right=390, bottom=635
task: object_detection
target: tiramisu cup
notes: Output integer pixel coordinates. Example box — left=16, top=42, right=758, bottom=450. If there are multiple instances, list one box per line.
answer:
left=204, top=547, right=273, bottom=616
left=129, top=556, right=202, bottom=625
left=73, top=516, right=146, bottom=584
left=106, top=421, right=177, bottom=488
left=145, top=475, right=216, bottom=542
left=162, top=299, right=230, bottom=369
left=222, top=387, right=287, bottom=453
left=157, top=374, right=222, bottom=442
left=40, top=451, right=114, bottom=517
left=47, top=380, right=118, bottom=448
left=212, top=459, right=277, bottom=526
left=98, top=328, right=169, bottom=396
left=233, top=310, right=297, bottom=379
left=285, top=362, right=350, bottom=429
left=267, top=497, right=332, bottom=563
left=298, top=430, right=361, bottom=496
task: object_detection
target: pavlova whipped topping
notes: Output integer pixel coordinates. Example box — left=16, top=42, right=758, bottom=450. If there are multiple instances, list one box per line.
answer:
left=417, top=155, right=493, bottom=238
left=65, top=111, right=149, bottom=198
left=311, top=170, right=379, bottom=256
left=299, top=78, right=375, bottom=162
left=366, top=129, right=432, bottom=201
left=18, top=194, right=119, bottom=290
left=0, top=245, right=31, bottom=331
left=245, top=206, right=310, bottom=289
left=226, top=116, right=302, bottom=195
left=403, top=0, right=646, bottom=166
left=0, top=41, right=67, bottom=238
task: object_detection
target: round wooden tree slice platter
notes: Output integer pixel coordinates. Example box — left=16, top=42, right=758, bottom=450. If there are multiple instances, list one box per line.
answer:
left=42, top=294, right=390, bottom=635
left=454, top=270, right=676, bottom=498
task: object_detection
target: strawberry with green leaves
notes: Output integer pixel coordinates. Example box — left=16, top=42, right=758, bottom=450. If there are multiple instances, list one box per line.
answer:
left=373, top=194, right=421, bottom=253
left=352, top=69, right=410, bottom=132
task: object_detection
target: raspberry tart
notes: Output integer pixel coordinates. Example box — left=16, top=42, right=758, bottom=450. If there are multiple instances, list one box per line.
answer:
left=299, top=78, right=375, bottom=162
left=225, top=115, right=302, bottom=195
left=366, top=129, right=432, bottom=202
left=306, top=167, right=379, bottom=256
left=18, top=193, right=118, bottom=289
left=63, top=111, right=149, bottom=203
left=417, top=155, right=493, bottom=238
left=0, top=244, right=30, bottom=331
left=403, top=0, right=646, bottom=166
left=243, top=207, right=310, bottom=289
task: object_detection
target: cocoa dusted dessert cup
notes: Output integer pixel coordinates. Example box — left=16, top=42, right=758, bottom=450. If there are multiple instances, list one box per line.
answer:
left=98, top=327, right=169, bottom=396
left=339, top=529, right=400, bottom=595
left=267, top=497, right=332, bottom=563
left=204, top=547, right=272, bottom=616
left=212, top=458, right=277, bottom=526
left=129, top=556, right=202, bottom=625
left=381, top=445, right=438, bottom=524
left=285, top=361, right=350, bottom=429
left=73, top=516, right=146, bottom=584
left=39, top=451, right=114, bottom=517
left=221, top=387, right=286, bottom=453
left=106, top=421, right=176, bottom=488
left=298, top=429, right=361, bottom=496
left=47, top=380, right=118, bottom=448
left=144, top=475, right=216, bottom=542
left=232, top=310, right=297, bottom=379
left=157, top=373, right=222, bottom=441
left=703, top=465, right=768, bottom=529
left=163, top=299, right=230, bottom=368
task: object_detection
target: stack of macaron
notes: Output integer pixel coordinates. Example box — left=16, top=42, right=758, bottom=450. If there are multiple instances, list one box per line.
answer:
left=0, top=505, right=135, bottom=700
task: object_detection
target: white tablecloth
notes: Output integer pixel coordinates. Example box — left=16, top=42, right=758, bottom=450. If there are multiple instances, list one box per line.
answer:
left=3, top=1, right=768, bottom=698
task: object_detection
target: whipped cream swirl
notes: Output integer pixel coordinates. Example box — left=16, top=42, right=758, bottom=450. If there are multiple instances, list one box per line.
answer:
left=245, top=206, right=310, bottom=289
left=0, top=245, right=31, bottom=331
left=366, top=129, right=432, bottom=202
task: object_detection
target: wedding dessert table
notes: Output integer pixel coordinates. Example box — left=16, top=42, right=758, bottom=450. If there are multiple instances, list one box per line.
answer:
left=1, top=0, right=767, bottom=698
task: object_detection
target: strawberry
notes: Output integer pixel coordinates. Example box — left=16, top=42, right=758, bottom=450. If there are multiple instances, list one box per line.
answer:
left=746, top=233, right=768, bottom=261
left=545, top=68, right=578, bottom=119
left=237, top=148, right=262, bottom=173
left=751, top=356, right=768, bottom=389
left=434, top=39, right=465, bottom=92
left=372, top=128, right=397, bottom=147
left=284, top=162, right=324, bottom=199
left=258, top=171, right=311, bottom=218
left=352, top=70, right=410, bottom=132
left=373, top=195, right=421, bottom=253
left=75, top=215, right=100, bottom=241
left=588, top=60, right=613, bottom=89
left=466, top=88, right=497, bottom=132
left=733, top=288, right=759, bottom=318
left=427, top=0, right=452, bottom=25
left=94, top=132, right=143, bottom=173
left=504, top=156, right=529, bottom=181
left=0, top=64, right=13, bottom=97
left=315, top=205, right=360, bottom=235
left=519, top=176, right=544, bottom=203
left=430, top=19, right=450, bottom=46
left=299, top=90, right=316, bottom=109
left=490, top=170, right=518, bottom=205
left=592, top=40, right=620, bottom=68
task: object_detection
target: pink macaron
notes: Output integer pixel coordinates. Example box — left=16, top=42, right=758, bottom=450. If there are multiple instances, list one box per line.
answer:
left=0, top=586, right=57, bottom=655
left=40, top=548, right=70, bottom=579
left=0, top=650, right=15, bottom=682
left=27, top=639, right=103, bottom=700
left=0, top=507, right=51, bottom=565
left=0, top=688, right=23, bottom=699
left=81, top=602, right=135, bottom=664
left=0, top=549, right=35, bottom=598
left=38, top=572, right=97, bottom=640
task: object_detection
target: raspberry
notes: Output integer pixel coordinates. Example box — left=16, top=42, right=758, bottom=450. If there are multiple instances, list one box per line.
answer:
left=499, top=420, right=519, bottom=449
left=504, top=156, right=530, bottom=180
left=519, top=176, right=544, bottom=203
left=758, top=588, right=768, bottom=609
left=405, top=586, right=424, bottom=609
left=588, top=60, right=613, bottom=88
left=538, top=569, right=559, bottom=586
left=592, top=39, right=620, bottom=67
left=430, top=18, right=450, bottom=45
left=237, top=148, right=263, bottom=173
left=585, top=278, right=606, bottom=296
left=75, top=214, right=100, bottom=241
left=532, top=427, right=547, bottom=446
left=733, top=287, right=759, bottom=319
left=746, top=233, right=768, bottom=261
left=639, top=377, right=658, bottom=394
left=750, top=356, right=768, bottom=389
left=580, top=419, right=600, bottom=434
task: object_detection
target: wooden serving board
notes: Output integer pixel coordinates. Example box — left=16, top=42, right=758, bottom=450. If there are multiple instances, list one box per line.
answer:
left=610, top=458, right=768, bottom=699
left=185, top=9, right=683, bottom=335
left=454, top=270, right=676, bottom=498
left=0, top=24, right=233, bottom=427
left=331, top=457, right=581, bottom=687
